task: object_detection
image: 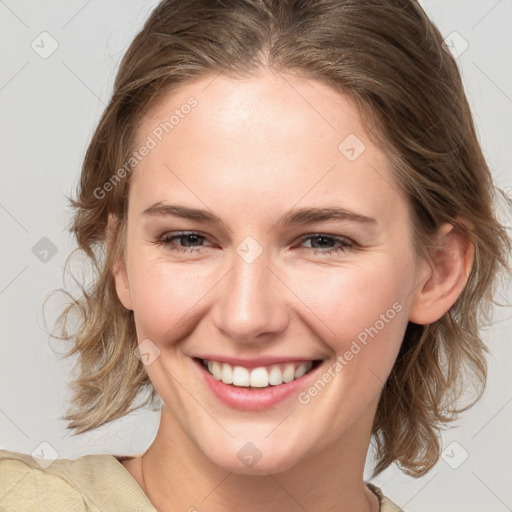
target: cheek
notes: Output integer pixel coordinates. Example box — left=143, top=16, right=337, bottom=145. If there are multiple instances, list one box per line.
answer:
left=290, top=255, right=413, bottom=368
left=292, top=261, right=412, bottom=410
left=297, top=257, right=409, bottom=325
left=128, top=256, right=215, bottom=341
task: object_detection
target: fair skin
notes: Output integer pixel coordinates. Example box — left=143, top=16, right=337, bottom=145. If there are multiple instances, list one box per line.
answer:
left=110, top=69, right=473, bottom=512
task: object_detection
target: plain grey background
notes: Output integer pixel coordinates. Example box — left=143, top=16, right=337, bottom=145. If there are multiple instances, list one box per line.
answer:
left=1, top=1, right=511, bottom=510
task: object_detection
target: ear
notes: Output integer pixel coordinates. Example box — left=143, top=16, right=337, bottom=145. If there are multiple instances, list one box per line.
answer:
left=107, top=213, right=133, bottom=311
left=409, top=220, right=474, bottom=325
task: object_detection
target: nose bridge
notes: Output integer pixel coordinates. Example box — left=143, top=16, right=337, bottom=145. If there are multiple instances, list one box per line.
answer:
left=213, top=238, right=289, bottom=341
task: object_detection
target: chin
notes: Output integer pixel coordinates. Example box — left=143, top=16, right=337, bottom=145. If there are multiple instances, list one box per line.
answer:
left=202, top=438, right=306, bottom=476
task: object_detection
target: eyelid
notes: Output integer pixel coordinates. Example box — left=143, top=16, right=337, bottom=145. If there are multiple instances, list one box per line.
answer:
left=297, top=232, right=356, bottom=246
left=155, top=230, right=358, bottom=258
left=157, top=231, right=356, bottom=245
left=158, top=230, right=215, bottom=246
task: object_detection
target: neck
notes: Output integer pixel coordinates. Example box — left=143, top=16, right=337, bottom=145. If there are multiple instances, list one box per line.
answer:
left=138, top=405, right=380, bottom=512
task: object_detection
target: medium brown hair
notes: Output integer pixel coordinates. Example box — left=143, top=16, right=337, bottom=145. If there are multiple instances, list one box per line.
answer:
left=50, top=0, right=511, bottom=477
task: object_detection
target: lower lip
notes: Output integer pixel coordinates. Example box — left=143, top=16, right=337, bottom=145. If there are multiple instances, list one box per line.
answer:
left=192, top=358, right=324, bottom=411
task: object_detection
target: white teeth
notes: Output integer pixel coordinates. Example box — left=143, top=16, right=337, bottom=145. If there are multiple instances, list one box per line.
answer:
left=210, top=361, right=222, bottom=380
left=282, top=363, right=295, bottom=383
left=294, top=363, right=308, bottom=379
left=203, top=359, right=315, bottom=388
left=249, top=367, right=269, bottom=388
left=221, top=363, right=233, bottom=384
left=232, top=365, right=250, bottom=386
left=268, top=365, right=283, bottom=385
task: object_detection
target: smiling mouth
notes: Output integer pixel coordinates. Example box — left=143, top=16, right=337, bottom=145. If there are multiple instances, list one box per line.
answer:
left=194, top=357, right=323, bottom=388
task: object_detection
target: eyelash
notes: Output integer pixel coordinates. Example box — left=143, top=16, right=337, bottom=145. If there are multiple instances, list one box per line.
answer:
left=154, top=231, right=355, bottom=256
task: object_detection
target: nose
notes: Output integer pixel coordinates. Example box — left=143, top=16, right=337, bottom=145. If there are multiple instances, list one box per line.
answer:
left=211, top=244, right=290, bottom=344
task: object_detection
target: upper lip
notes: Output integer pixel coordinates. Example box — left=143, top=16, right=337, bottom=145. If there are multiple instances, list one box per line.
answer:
left=193, top=354, right=322, bottom=369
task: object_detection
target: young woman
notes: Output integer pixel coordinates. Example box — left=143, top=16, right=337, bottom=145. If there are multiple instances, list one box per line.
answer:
left=1, top=1, right=510, bottom=511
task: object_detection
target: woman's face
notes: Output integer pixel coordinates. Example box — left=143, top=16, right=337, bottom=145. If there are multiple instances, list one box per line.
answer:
left=114, top=69, right=427, bottom=474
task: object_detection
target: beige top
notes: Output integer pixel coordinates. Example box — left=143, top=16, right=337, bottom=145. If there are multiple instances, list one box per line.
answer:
left=0, top=449, right=404, bottom=511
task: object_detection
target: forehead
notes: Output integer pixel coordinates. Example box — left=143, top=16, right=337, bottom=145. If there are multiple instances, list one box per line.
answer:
left=129, top=70, right=408, bottom=228
left=139, top=70, right=368, bottom=154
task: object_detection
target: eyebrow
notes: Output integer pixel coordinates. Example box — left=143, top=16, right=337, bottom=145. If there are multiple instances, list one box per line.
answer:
left=141, top=202, right=377, bottom=226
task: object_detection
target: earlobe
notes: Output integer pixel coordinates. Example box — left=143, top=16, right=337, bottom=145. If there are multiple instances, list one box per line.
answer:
left=409, top=221, right=474, bottom=325
left=107, top=214, right=133, bottom=311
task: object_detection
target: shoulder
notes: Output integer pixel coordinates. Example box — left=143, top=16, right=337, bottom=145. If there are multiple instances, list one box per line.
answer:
left=366, top=481, right=405, bottom=512
left=0, top=448, right=88, bottom=511
left=0, top=448, right=155, bottom=512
